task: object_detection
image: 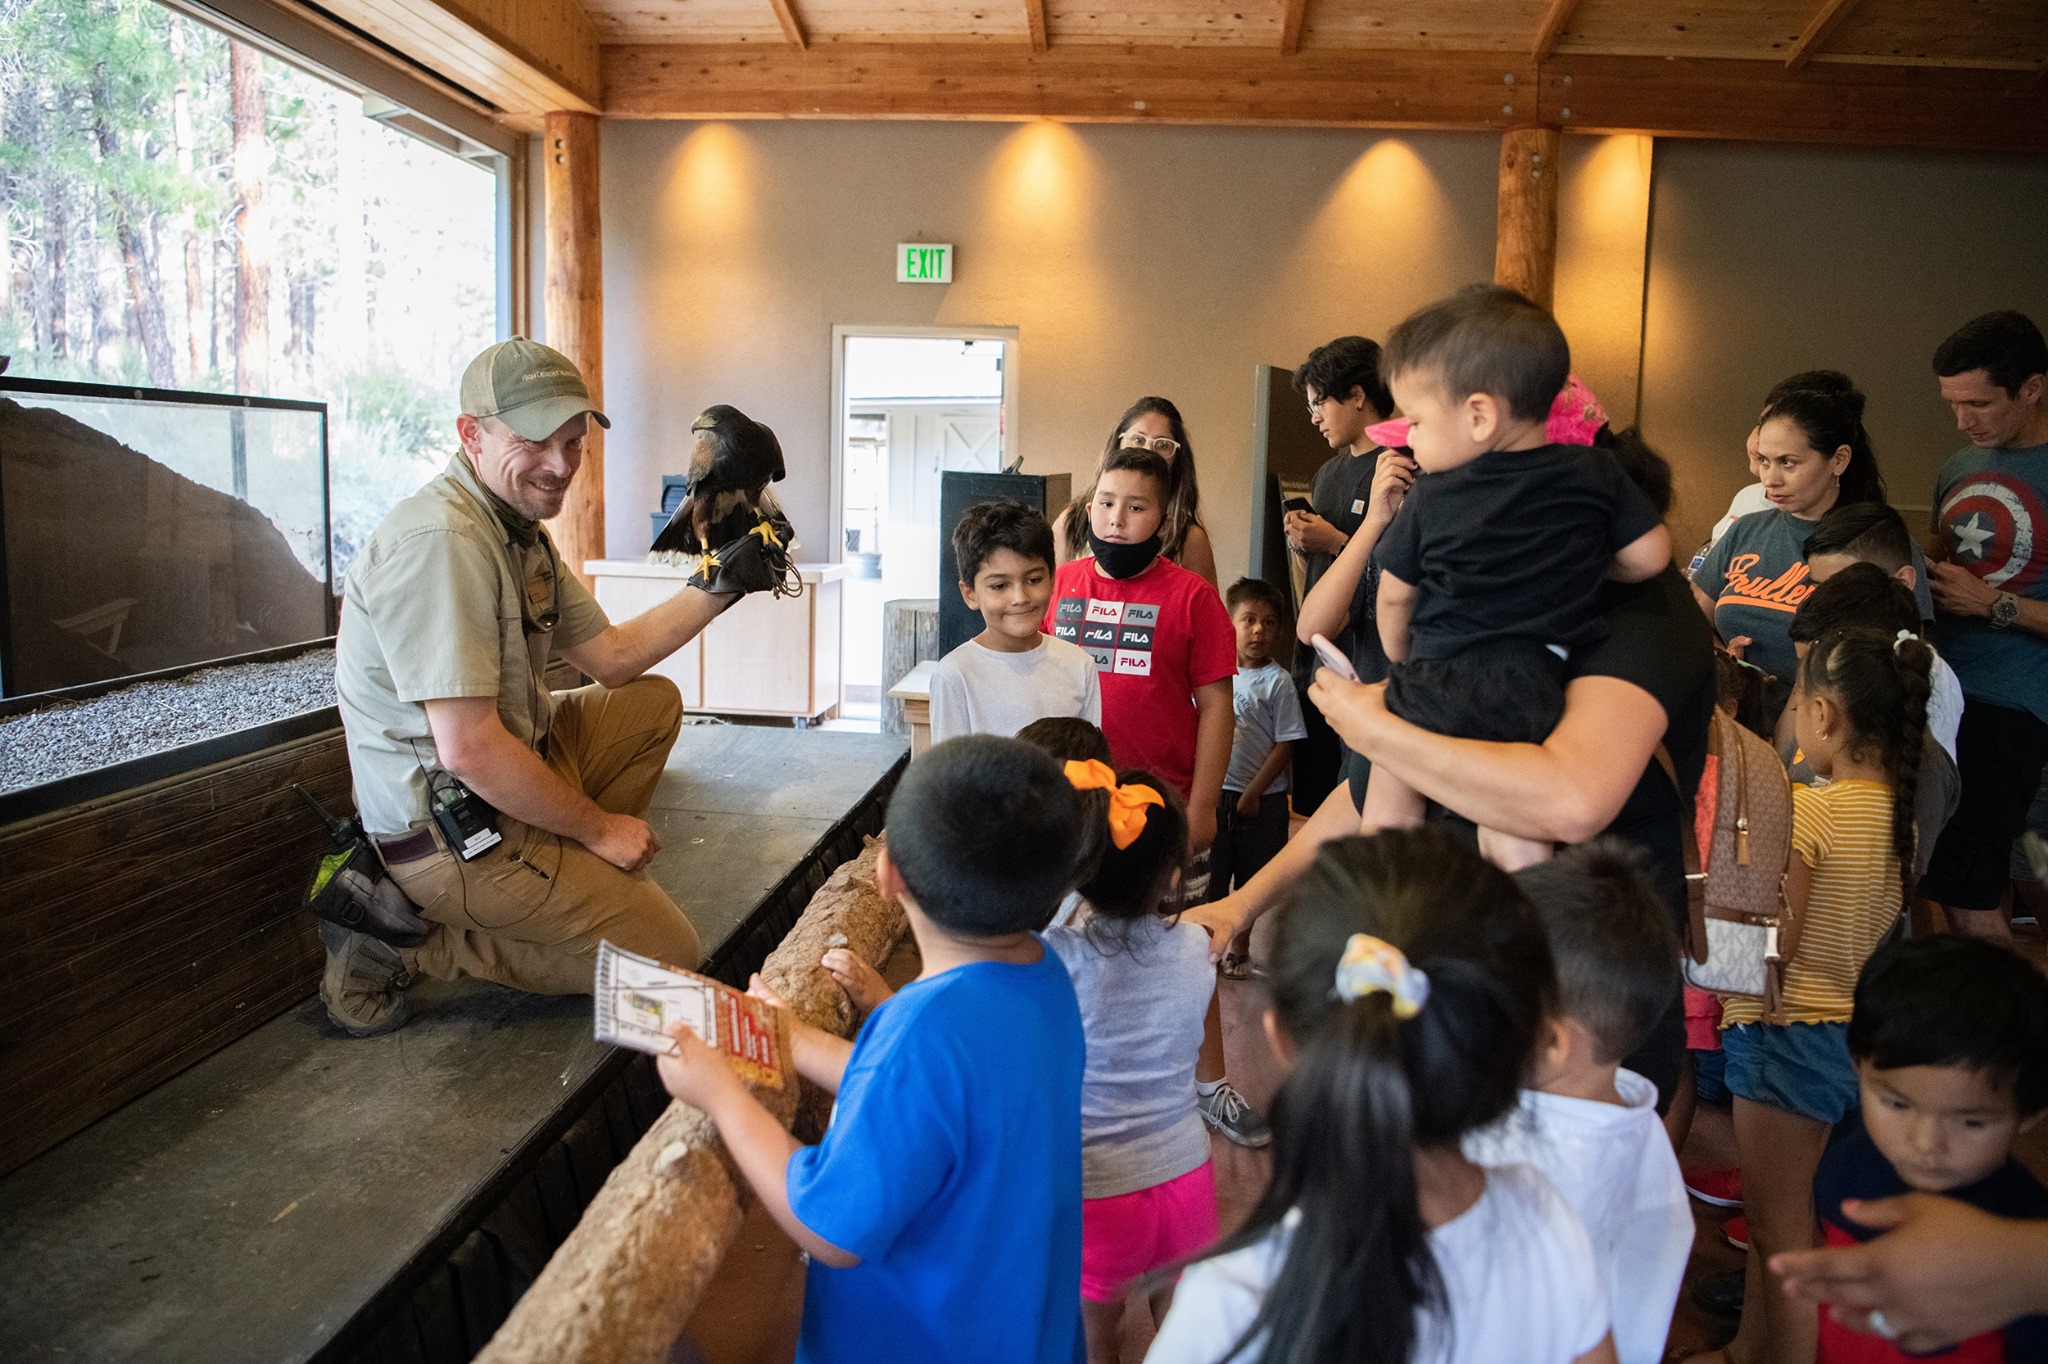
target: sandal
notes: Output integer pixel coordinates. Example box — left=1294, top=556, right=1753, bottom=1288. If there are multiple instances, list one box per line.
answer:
left=1218, top=951, right=1254, bottom=981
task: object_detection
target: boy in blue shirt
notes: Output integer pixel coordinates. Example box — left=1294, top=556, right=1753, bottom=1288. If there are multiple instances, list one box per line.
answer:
left=657, top=735, right=1088, bottom=1364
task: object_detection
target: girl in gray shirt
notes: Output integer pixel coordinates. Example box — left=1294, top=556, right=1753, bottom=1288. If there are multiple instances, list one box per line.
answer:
left=1045, top=762, right=1220, bottom=1364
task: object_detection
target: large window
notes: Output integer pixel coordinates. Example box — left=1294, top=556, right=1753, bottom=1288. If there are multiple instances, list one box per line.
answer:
left=0, top=0, right=503, bottom=581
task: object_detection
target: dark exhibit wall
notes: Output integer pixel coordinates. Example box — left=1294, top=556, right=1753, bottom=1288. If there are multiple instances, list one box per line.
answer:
left=1638, top=139, right=2048, bottom=553
left=536, top=121, right=2048, bottom=582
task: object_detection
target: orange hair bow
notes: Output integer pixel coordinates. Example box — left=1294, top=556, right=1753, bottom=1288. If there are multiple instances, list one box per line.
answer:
left=1063, top=759, right=1164, bottom=850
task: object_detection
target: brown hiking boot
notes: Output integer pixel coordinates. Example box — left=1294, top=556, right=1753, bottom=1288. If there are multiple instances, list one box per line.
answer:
left=318, top=919, right=413, bottom=1036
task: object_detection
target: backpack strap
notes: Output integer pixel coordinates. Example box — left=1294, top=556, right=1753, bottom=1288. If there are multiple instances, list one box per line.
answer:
left=1654, top=742, right=1710, bottom=966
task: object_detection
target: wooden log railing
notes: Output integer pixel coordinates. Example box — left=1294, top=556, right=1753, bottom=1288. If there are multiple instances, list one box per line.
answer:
left=476, top=837, right=902, bottom=1364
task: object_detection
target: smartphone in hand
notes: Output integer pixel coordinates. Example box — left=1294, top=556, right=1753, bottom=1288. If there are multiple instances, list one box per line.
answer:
left=1309, top=633, right=1359, bottom=682
left=1282, top=496, right=1314, bottom=514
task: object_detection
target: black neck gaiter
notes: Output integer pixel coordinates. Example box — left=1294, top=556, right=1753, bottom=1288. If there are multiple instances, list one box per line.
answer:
left=1087, top=529, right=1163, bottom=580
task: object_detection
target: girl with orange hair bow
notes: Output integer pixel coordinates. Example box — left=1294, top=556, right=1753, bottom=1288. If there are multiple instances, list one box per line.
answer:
left=1043, top=761, right=1224, bottom=1364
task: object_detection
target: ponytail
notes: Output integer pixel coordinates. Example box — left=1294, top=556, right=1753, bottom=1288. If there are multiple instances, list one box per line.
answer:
left=1186, top=830, right=1553, bottom=1364
left=1888, top=636, right=1934, bottom=906
left=1799, top=627, right=1935, bottom=908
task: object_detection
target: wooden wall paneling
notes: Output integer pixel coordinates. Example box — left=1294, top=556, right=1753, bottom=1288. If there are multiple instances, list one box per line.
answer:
left=1300, top=0, right=1546, bottom=52
left=1494, top=126, right=1562, bottom=310
left=1786, top=0, right=1864, bottom=69
left=1818, top=0, right=2048, bottom=69
left=1025, top=0, right=1048, bottom=50
left=1538, top=53, right=2048, bottom=152
left=0, top=731, right=344, bottom=1175
left=543, top=111, right=606, bottom=590
left=602, top=44, right=1541, bottom=124
left=315, top=0, right=602, bottom=116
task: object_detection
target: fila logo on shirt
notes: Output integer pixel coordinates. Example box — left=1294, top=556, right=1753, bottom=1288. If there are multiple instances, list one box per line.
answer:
left=1941, top=473, right=2045, bottom=591
left=1054, top=597, right=1157, bottom=676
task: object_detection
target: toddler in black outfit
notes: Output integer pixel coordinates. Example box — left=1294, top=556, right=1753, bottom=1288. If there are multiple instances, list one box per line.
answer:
left=1366, top=285, right=1671, bottom=869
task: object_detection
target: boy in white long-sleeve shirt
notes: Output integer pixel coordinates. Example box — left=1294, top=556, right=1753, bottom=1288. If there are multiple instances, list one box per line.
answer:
left=1464, top=841, right=1692, bottom=1364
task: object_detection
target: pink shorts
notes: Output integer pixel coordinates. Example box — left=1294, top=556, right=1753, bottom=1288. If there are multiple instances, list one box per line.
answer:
left=1685, top=986, right=1724, bottom=1052
left=1079, top=1160, right=1218, bottom=1303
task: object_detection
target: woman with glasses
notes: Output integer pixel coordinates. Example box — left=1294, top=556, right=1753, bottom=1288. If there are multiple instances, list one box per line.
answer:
left=1055, top=397, right=1218, bottom=588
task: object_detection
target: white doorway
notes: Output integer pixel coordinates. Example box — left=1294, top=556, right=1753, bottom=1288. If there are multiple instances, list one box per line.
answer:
left=832, top=327, right=1018, bottom=719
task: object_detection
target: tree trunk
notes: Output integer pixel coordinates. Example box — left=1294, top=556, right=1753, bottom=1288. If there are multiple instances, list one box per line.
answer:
left=46, top=186, right=69, bottom=360
left=170, top=16, right=205, bottom=382
left=229, top=41, right=271, bottom=395
left=91, top=63, right=177, bottom=388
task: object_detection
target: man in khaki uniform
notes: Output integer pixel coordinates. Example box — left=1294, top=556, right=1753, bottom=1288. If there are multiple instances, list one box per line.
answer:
left=328, top=339, right=764, bottom=1035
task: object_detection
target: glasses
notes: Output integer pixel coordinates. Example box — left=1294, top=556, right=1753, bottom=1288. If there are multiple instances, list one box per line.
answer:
left=1118, top=431, right=1182, bottom=458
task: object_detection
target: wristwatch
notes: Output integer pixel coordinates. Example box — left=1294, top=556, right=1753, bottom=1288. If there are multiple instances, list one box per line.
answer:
left=1991, top=591, right=2020, bottom=630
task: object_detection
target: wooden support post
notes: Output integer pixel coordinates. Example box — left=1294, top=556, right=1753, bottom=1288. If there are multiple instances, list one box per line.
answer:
left=544, top=110, right=604, bottom=588
left=1494, top=126, right=1562, bottom=312
left=477, top=840, right=906, bottom=1364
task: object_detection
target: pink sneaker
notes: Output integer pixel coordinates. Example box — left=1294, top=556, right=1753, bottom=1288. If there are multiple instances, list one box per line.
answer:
left=1722, top=1214, right=1749, bottom=1251
left=1684, top=1166, right=1744, bottom=1208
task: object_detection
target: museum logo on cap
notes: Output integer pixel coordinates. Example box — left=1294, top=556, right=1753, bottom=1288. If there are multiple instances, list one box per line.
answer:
left=460, top=337, right=612, bottom=442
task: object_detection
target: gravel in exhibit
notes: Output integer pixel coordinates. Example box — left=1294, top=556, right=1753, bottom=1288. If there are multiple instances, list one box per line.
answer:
left=0, top=649, right=337, bottom=796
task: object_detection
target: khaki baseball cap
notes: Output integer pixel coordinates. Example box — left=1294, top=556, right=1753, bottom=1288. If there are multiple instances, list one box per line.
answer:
left=459, top=338, right=611, bottom=441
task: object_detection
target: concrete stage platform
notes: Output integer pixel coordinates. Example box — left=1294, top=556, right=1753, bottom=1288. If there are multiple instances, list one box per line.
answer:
left=0, top=725, right=907, bottom=1364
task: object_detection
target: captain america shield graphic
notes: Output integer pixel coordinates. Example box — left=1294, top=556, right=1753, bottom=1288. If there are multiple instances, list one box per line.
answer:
left=1939, top=473, right=2045, bottom=591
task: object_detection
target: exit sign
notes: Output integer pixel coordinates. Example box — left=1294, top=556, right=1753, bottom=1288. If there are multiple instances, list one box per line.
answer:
left=897, top=243, right=953, bottom=284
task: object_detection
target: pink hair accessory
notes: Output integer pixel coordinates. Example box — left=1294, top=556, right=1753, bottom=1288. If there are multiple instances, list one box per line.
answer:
left=1365, top=374, right=1608, bottom=451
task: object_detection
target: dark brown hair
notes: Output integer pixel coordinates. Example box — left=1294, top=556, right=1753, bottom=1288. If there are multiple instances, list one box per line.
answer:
left=1382, top=284, right=1570, bottom=422
left=1061, top=398, right=1203, bottom=562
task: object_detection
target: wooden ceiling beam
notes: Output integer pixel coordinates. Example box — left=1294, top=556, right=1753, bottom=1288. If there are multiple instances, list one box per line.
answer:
left=766, top=0, right=808, bottom=49
left=1786, top=0, right=1864, bottom=71
left=1024, top=0, right=1047, bottom=53
left=1531, top=0, right=1578, bottom=59
left=1538, top=53, right=2048, bottom=153
left=317, top=0, right=600, bottom=116
left=601, top=44, right=2048, bottom=154
left=1278, top=0, right=1308, bottom=56
left=604, top=45, right=1540, bottom=127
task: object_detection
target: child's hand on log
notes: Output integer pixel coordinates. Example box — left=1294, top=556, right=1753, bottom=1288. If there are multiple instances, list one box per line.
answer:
left=657, top=1022, right=742, bottom=1111
left=747, top=973, right=793, bottom=1011
left=823, top=948, right=894, bottom=1014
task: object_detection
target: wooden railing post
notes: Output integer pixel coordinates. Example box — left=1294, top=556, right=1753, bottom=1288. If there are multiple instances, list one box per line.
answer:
left=1494, top=125, right=1562, bottom=311
left=544, top=110, right=604, bottom=587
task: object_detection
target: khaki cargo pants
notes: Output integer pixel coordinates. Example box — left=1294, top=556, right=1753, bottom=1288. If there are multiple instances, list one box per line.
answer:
left=387, top=676, right=703, bottom=995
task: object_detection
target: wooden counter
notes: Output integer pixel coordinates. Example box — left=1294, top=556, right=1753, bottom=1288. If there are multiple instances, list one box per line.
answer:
left=588, top=559, right=845, bottom=723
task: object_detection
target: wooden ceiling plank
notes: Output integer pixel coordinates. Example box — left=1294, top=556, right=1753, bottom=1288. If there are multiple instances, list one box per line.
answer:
left=1531, top=0, right=1578, bottom=58
left=600, top=43, right=2048, bottom=154
left=1787, top=0, right=1864, bottom=70
left=605, top=44, right=1539, bottom=125
left=1540, top=51, right=2047, bottom=152
left=1025, top=0, right=1048, bottom=52
left=319, top=0, right=601, bottom=114
left=1278, top=0, right=1308, bottom=55
left=765, top=0, right=808, bottom=47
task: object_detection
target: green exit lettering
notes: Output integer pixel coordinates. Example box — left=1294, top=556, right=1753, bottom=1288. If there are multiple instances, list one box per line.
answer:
left=898, top=244, right=952, bottom=284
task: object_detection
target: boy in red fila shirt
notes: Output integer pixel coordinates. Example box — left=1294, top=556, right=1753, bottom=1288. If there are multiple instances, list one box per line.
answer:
left=1047, top=446, right=1236, bottom=854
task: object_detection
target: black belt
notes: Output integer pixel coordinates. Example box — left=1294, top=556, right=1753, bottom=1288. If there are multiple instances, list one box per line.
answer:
left=373, top=827, right=441, bottom=865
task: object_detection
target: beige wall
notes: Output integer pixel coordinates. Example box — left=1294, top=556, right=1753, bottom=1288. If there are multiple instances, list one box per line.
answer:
left=573, top=121, right=2048, bottom=580
left=1638, top=140, right=2048, bottom=555
left=593, top=120, right=1505, bottom=576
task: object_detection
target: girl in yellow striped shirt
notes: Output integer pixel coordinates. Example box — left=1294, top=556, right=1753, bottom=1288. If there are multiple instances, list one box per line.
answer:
left=1711, top=625, right=1933, bottom=1364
